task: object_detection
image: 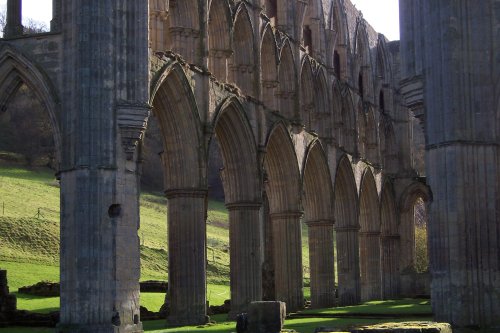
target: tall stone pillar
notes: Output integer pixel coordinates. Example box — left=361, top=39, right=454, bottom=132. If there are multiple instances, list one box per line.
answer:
left=271, top=211, right=304, bottom=312
left=307, top=220, right=335, bottom=308
left=166, top=189, right=207, bottom=326
left=335, top=225, right=361, bottom=305
left=227, top=202, right=263, bottom=316
left=4, top=0, right=22, bottom=38
left=380, top=234, right=400, bottom=299
left=359, top=232, right=382, bottom=301
left=59, top=1, right=148, bottom=332
left=400, top=1, right=500, bottom=329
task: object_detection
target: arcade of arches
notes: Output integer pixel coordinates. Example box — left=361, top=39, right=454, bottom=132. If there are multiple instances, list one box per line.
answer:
left=0, top=0, right=498, bottom=332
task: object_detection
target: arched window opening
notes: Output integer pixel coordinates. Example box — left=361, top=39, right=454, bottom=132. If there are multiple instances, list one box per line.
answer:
left=358, top=73, right=364, bottom=99
left=265, top=0, right=277, bottom=26
left=303, top=25, right=313, bottom=54
left=0, top=84, right=55, bottom=167
left=413, top=197, right=428, bottom=273
left=334, top=51, right=341, bottom=78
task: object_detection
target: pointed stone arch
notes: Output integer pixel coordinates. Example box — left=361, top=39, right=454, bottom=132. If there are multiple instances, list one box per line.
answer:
left=331, top=0, right=349, bottom=80
left=0, top=46, right=62, bottom=169
left=399, top=181, right=431, bottom=278
left=150, top=63, right=207, bottom=326
left=302, top=140, right=335, bottom=308
left=230, top=4, right=256, bottom=94
left=314, top=68, right=330, bottom=138
left=264, top=123, right=303, bottom=312
left=358, top=168, right=382, bottom=301
left=208, top=0, right=232, bottom=81
left=354, top=21, right=374, bottom=102
left=334, top=155, right=360, bottom=305
left=212, top=98, right=262, bottom=315
left=261, top=24, right=279, bottom=110
left=300, top=57, right=315, bottom=128
left=380, top=180, right=400, bottom=299
left=168, top=0, right=200, bottom=63
left=277, top=41, right=297, bottom=120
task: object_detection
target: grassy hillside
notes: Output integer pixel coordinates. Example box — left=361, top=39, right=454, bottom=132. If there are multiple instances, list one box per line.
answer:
left=0, top=162, right=312, bottom=312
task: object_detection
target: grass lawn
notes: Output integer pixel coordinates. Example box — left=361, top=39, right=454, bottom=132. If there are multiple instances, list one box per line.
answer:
left=0, top=302, right=434, bottom=333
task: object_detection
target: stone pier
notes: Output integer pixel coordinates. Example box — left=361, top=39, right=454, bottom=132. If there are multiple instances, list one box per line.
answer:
left=271, top=211, right=304, bottom=312
left=227, top=202, right=263, bottom=317
left=4, top=0, right=23, bottom=38
left=165, top=189, right=208, bottom=326
left=307, top=220, right=335, bottom=308
left=336, top=225, right=361, bottom=305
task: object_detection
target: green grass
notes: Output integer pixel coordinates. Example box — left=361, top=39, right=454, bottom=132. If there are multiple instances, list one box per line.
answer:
left=300, top=299, right=432, bottom=316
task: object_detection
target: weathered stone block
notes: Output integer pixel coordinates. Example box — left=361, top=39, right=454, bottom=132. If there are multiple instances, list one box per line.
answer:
left=247, top=301, right=286, bottom=333
left=350, top=321, right=453, bottom=333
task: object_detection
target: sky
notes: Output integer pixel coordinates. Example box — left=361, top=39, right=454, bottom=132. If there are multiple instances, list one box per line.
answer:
left=0, top=0, right=400, bottom=41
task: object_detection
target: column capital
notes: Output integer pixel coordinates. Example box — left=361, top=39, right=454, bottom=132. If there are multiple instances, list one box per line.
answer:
left=165, top=188, right=208, bottom=199
left=225, top=201, right=262, bottom=211
left=305, top=219, right=335, bottom=227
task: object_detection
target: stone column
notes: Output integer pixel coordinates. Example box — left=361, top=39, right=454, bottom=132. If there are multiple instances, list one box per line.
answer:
left=208, top=49, right=231, bottom=82
left=226, top=202, right=263, bottom=317
left=59, top=1, right=148, bottom=332
left=306, top=220, right=335, bottom=308
left=4, top=0, right=23, bottom=38
left=166, top=189, right=207, bottom=326
left=380, top=234, right=400, bottom=299
left=271, top=211, right=303, bottom=312
left=359, top=231, right=382, bottom=301
left=399, top=1, right=500, bottom=329
left=335, top=226, right=360, bottom=305
left=50, top=0, right=61, bottom=32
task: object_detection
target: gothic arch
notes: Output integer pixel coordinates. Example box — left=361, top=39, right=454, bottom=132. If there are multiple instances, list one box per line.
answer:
left=380, top=180, right=400, bottom=298
left=230, top=4, right=256, bottom=94
left=358, top=168, right=382, bottom=301
left=302, top=140, right=335, bottom=308
left=149, top=62, right=207, bottom=325
left=260, top=24, right=279, bottom=110
left=334, top=155, right=360, bottom=305
left=277, top=40, right=297, bottom=120
left=300, top=57, right=315, bottom=128
left=354, top=21, right=374, bottom=102
left=341, top=89, right=356, bottom=153
left=150, top=63, right=204, bottom=190
left=212, top=97, right=262, bottom=315
left=331, top=0, right=350, bottom=80
left=0, top=46, right=62, bottom=168
left=301, top=0, right=325, bottom=59
left=208, top=0, right=232, bottom=81
left=264, top=122, right=304, bottom=312
left=399, top=181, right=431, bottom=274
left=212, top=98, right=260, bottom=203
left=314, top=68, right=330, bottom=138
